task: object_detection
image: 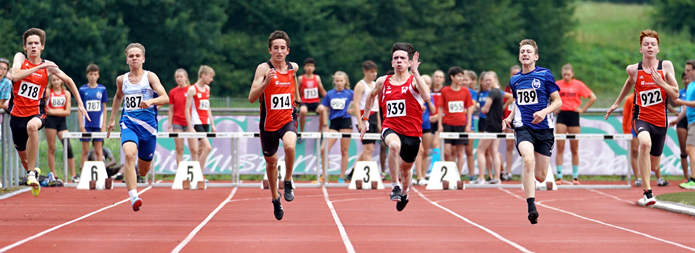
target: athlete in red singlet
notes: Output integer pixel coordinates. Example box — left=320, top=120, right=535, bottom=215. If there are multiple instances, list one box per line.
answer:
left=605, top=29, right=680, bottom=206
left=186, top=65, right=215, bottom=177
left=248, top=30, right=301, bottom=220
left=9, top=28, right=88, bottom=197
left=360, top=42, right=430, bottom=212
left=44, top=74, right=76, bottom=182
left=297, top=57, right=327, bottom=137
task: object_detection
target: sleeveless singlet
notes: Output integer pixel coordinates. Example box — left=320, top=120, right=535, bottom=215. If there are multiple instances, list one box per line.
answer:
left=47, top=89, right=66, bottom=110
left=10, top=59, right=48, bottom=117
left=359, top=80, right=379, bottom=116
left=380, top=75, right=424, bottom=137
left=120, top=71, right=157, bottom=135
left=300, top=74, right=320, bottom=103
left=191, top=84, right=210, bottom=125
left=260, top=61, right=296, bottom=132
left=632, top=61, right=667, bottom=127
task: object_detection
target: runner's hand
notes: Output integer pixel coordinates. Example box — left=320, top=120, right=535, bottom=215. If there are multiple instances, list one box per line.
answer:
left=106, top=119, right=115, bottom=138
left=502, top=118, right=513, bottom=131
left=264, top=69, right=276, bottom=86
left=669, top=120, right=678, bottom=127
left=360, top=121, right=370, bottom=140
left=532, top=110, right=547, bottom=124
left=139, top=99, right=152, bottom=109
left=650, top=67, right=667, bottom=87
left=78, top=105, right=90, bottom=122
left=410, top=52, right=421, bottom=75
left=604, top=104, right=619, bottom=120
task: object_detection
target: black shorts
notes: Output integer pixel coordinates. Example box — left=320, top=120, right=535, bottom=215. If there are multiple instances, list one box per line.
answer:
left=429, top=121, right=438, bottom=134
left=10, top=114, right=46, bottom=152
left=678, top=117, right=688, bottom=129
left=556, top=111, right=580, bottom=127
left=301, top=102, right=320, bottom=113
left=442, top=124, right=469, bottom=145
left=329, top=117, right=352, bottom=131
left=514, top=126, right=554, bottom=157
left=260, top=121, right=297, bottom=157
left=633, top=119, right=667, bottom=157
left=45, top=115, right=67, bottom=131
left=478, top=118, right=487, bottom=133
left=194, top=124, right=210, bottom=140
left=382, top=128, right=421, bottom=163
left=357, top=113, right=379, bottom=145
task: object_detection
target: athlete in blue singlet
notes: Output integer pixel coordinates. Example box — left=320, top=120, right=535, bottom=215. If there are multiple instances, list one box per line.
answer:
left=503, top=39, right=562, bottom=225
left=107, top=43, right=169, bottom=212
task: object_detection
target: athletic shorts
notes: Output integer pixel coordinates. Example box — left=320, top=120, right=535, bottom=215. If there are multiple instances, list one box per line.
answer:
left=442, top=124, right=468, bottom=145
left=10, top=114, right=46, bottom=151
left=260, top=121, right=297, bottom=157
left=329, top=117, right=352, bottom=131
left=301, top=102, right=320, bottom=113
left=687, top=123, right=695, bottom=147
left=633, top=119, right=667, bottom=157
left=678, top=117, right=688, bottom=129
left=429, top=121, right=438, bottom=134
left=81, top=127, right=104, bottom=142
left=357, top=113, right=379, bottom=145
left=478, top=119, right=487, bottom=133
left=556, top=111, right=580, bottom=127
left=172, top=123, right=187, bottom=131
left=382, top=128, right=421, bottom=163
left=194, top=124, right=210, bottom=140
left=45, top=115, right=67, bottom=131
left=514, top=126, right=554, bottom=157
left=121, top=127, right=157, bottom=162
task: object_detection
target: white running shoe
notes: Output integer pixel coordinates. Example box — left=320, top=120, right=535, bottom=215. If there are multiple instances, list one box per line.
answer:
left=473, top=178, right=486, bottom=185
left=641, top=194, right=656, bottom=206
left=417, top=178, right=429, bottom=186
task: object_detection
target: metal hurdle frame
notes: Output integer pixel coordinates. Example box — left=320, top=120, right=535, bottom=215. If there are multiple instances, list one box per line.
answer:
left=1, top=110, right=24, bottom=189
left=438, top=132, right=633, bottom=189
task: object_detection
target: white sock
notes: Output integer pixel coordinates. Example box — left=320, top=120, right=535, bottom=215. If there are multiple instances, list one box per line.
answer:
left=128, top=190, right=138, bottom=201
left=392, top=182, right=400, bottom=188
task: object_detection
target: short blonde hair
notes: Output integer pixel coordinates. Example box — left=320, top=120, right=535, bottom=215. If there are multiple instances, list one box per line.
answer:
left=519, top=39, right=538, bottom=55
left=198, top=65, right=215, bottom=78
left=333, top=71, right=350, bottom=89
left=124, top=43, right=146, bottom=56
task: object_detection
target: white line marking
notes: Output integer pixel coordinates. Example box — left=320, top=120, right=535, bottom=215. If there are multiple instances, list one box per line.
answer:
left=413, top=188, right=533, bottom=253
left=0, top=188, right=31, bottom=200
left=171, top=187, right=238, bottom=253
left=499, top=188, right=695, bottom=251
left=589, top=189, right=636, bottom=204
left=0, top=186, right=153, bottom=253
left=322, top=187, right=356, bottom=253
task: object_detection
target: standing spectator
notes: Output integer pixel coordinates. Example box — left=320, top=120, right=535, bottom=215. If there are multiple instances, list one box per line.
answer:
left=167, top=68, right=199, bottom=168
left=78, top=64, right=108, bottom=174
left=44, top=74, right=77, bottom=182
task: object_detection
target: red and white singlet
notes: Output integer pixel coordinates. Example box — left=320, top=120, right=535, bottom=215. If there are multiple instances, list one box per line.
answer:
left=191, top=84, right=210, bottom=125
left=380, top=75, right=424, bottom=137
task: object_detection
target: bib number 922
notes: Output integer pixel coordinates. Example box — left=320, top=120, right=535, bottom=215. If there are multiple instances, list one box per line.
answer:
left=639, top=88, right=662, bottom=107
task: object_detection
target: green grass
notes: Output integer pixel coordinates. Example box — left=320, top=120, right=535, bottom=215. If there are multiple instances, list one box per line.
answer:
left=656, top=192, right=695, bottom=206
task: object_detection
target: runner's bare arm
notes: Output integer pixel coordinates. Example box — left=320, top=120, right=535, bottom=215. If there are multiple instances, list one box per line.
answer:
left=533, top=91, right=562, bottom=124
left=502, top=105, right=516, bottom=131
left=49, top=66, right=89, bottom=121
left=107, top=76, right=125, bottom=135
left=353, top=82, right=365, bottom=129
left=61, top=91, right=72, bottom=117
left=167, top=102, right=174, bottom=131
left=605, top=65, right=637, bottom=120
left=185, top=86, right=195, bottom=129
left=140, top=72, right=168, bottom=109
left=670, top=109, right=686, bottom=127
left=465, top=104, right=475, bottom=132
left=438, top=106, right=444, bottom=132
left=652, top=61, right=680, bottom=99
left=9, top=53, right=54, bottom=82
left=248, top=63, right=273, bottom=103
left=577, top=92, right=597, bottom=113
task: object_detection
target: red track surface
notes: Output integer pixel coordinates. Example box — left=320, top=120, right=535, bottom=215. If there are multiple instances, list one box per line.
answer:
left=1, top=180, right=694, bottom=253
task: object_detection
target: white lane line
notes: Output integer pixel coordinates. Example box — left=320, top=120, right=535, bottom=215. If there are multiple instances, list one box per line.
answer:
left=171, top=187, right=238, bottom=253
left=0, top=186, right=153, bottom=253
left=0, top=188, right=31, bottom=200
left=499, top=188, right=695, bottom=252
left=589, top=189, right=636, bottom=204
left=322, top=187, right=356, bottom=253
left=413, top=188, right=533, bottom=253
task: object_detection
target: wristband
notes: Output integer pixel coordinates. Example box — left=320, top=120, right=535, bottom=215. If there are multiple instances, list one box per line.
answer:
left=362, top=116, right=369, bottom=121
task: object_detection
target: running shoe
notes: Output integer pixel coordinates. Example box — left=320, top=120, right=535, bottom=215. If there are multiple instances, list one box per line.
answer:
left=487, top=179, right=501, bottom=184
left=502, top=173, right=513, bottom=181
left=528, top=209, right=539, bottom=224
left=410, top=178, right=418, bottom=186
left=272, top=197, right=284, bottom=220
left=556, top=178, right=563, bottom=185
left=297, top=137, right=304, bottom=145
left=472, top=178, right=486, bottom=185
left=656, top=178, right=670, bottom=186
left=635, top=178, right=642, bottom=187
left=572, top=178, right=580, bottom=185
left=679, top=180, right=695, bottom=190
left=283, top=181, right=294, bottom=202
left=396, top=194, right=409, bottom=211
left=28, top=168, right=41, bottom=197
left=417, top=178, right=429, bottom=186
left=72, top=175, right=80, bottom=183
left=338, top=178, right=345, bottom=184
left=469, top=175, right=478, bottom=183
left=390, top=186, right=402, bottom=202
left=131, top=197, right=143, bottom=212
left=381, top=172, right=387, bottom=181
left=641, top=193, right=656, bottom=206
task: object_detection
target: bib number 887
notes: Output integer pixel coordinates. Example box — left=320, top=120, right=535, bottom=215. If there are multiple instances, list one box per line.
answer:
left=123, top=95, right=143, bottom=110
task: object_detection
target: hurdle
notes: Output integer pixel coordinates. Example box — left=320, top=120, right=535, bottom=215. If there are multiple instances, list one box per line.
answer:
left=438, top=132, right=633, bottom=189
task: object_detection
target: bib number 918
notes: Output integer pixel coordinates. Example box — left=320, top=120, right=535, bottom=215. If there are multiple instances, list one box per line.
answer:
left=18, top=81, right=41, bottom=100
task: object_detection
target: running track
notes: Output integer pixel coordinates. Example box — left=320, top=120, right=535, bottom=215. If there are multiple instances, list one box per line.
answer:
left=1, top=181, right=694, bottom=253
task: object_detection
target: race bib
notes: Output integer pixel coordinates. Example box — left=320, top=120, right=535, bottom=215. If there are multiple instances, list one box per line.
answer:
left=516, top=89, right=538, bottom=105
left=448, top=101, right=464, bottom=113
left=386, top=99, right=406, bottom=117
left=199, top=99, right=210, bottom=110
left=330, top=98, right=346, bottom=110
left=51, top=97, right=66, bottom=108
left=123, top=94, right=143, bottom=110
left=639, top=88, right=663, bottom=107
left=86, top=100, right=101, bottom=112
left=18, top=81, right=41, bottom=100
left=270, top=93, right=291, bottom=110
left=304, top=88, right=318, bottom=99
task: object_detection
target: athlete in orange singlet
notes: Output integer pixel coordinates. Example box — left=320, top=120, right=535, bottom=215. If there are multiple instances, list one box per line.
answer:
left=248, top=30, right=301, bottom=220
left=605, top=29, right=680, bottom=206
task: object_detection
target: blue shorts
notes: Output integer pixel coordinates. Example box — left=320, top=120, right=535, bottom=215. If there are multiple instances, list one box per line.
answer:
left=121, top=127, right=157, bottom=162
left=81, top=127, right=104, bottom=142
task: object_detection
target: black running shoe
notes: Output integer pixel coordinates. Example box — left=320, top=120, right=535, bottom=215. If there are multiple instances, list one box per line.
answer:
left=284, top=181, right=294, bottom=202
left=390, top=186, right=401, bottom=202
left=272, top=197, right=284, bottom=220
left=396, top=194, right=409, bottom=211
left=528, top=210, right=539, bottom=224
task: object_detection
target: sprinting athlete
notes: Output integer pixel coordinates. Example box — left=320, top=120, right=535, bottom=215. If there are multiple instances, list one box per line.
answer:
left=554, top=63, right=596, bottom=185
left=248, top=30, right=301, bottom=220
left=186, top=65, right=216, bottom=177
left=360, top=42, right=430, bottom=212
left=605, top=29, right=680, bottom=206
left=9, top=28, right=89, bottom=196
left=106, top=43, right=169, bottom=211
left=503, top=39, right=562, bottom=224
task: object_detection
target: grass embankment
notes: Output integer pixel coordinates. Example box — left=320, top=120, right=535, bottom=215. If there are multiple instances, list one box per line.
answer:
left=656, top=192, right=695, bottom=206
